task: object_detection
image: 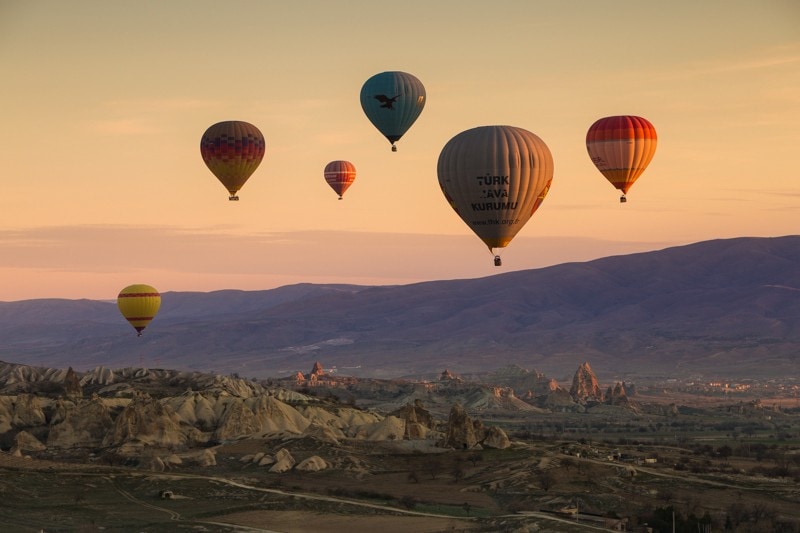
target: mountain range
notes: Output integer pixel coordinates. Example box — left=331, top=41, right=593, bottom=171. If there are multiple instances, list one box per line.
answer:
left=1, top=236, right=798, bottom=380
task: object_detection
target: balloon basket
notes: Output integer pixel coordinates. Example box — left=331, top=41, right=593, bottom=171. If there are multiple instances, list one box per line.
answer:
left=229, top=195, right=240, bottom=201
left=619, top=195, right=627, bottom=203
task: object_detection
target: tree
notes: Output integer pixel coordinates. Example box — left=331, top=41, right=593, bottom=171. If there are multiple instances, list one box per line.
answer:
left=451, top=460, right=465, bottom=483
left=536, top=469, right=556, bottom=492
left=424, top=457, right=443, bottom=480
left=717, top=445, right=733, bottom=462
left=399, top=495, right=417, bottom=510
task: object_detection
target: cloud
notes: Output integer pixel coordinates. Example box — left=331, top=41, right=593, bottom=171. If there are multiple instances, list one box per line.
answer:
left=0, top=224, right=681, bottom=300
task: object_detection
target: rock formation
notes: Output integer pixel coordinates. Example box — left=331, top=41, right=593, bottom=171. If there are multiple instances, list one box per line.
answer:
left=296, top=455, right=329, bottom=472
left=350, top=415, right=405, bottom=441
left=269, top=448, right=296, bottom=473
left=605, top=382, right=630, bottom=406
left=310, top=361, right=325, bottom=377
left=569, top=362, right=604, bottom=403
left=13, top=430, right=46, bottom=454
left=390, top=399, right=434, bottom=439
left=102, top=393, right=187, bottom=449
left=12, top=394, right=46, bottom=428
left=443, top=402, right=478, bottom=449
left=481, top=425, right=510, bottom=449
left=47, top=396, right=115, bottom=448
left=63, top=367, right=83, bottom=399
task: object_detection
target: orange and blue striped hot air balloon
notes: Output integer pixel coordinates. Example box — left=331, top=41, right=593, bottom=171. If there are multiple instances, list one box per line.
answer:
left=117, top=284, right=161, bottom=336
left=323, top=160, right=356, bottom=200
left=200, top=121, right=265, bottom=201
left=586, top=115, right=657, bottom=203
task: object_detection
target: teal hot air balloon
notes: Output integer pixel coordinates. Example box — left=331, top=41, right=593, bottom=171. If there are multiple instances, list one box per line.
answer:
left=360, top=71, right=426, bottom=151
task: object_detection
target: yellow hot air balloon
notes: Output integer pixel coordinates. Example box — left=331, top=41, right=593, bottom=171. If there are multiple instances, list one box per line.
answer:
left=200, top=121, right=266, bottom=201
left=438, top=125, right=554, bottom=266
left=586, top=115, right=657, bottom=203
left=117, top=284, right=161, bottom=336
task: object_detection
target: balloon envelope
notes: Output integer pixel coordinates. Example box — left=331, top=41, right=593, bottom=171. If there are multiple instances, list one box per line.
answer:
left=324, top=160, right=356, bottom=199
left=200, top=121, right=265, bottom=200
left=586, top=115, right=657, bottom=198
left=117, top=284, right=161, bottom=336
left=360, top=71, right=426, bottom=150
left=437, top=125, right=553, bottom=253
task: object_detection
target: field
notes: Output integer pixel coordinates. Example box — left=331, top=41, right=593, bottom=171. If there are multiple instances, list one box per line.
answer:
left=2, top=390, right=799, bottom=533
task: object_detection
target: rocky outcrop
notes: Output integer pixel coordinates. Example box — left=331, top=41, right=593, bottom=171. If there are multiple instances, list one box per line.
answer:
left=13, top=430, right=46, bottom=453
left=443, top=403, right=510, bottom=449
left=481, top=426, right=510, bottom=449
left=296, top=455, right=329, bottom=472
left=390, top=399, right=434, bottom=439
left=269, top=448, right=295, bottom=473
left=569, top=362, right=604, bottom=403
left=214, top=398, right=262, bottom=440
left=102, top=393, right=186, bottom=449
left=440, top=369, right=459, bottom=382
left=12, top=394, right=46, bottom=428
left=164, top=391, right=221, bottom=432
left=538, top=387, right=582, bottom=412
left=605, top=382, right=629, bottom=406
left=47, top=396, right=114, bottom=448
left=63, top=367, right=83, bottom=399
left=303, top=422, right=345, bottom=444
left=443, top=403, right=478, bottom=449
left=350, top=415, right=405, bottom=441
left=310, top=362, right=325, bottom=377
left=250, top=395, right=310, bottom=435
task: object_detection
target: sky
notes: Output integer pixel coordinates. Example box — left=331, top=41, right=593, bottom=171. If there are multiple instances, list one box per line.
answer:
left=1, top=0, right=798, bottom=301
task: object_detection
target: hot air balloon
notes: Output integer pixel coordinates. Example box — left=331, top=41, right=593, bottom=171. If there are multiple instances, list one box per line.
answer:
left=360, top=71, right=426, bottom=152
left=585, top=115, right=657, bottom=203
left=200, top=121, right=265, bottom=201
left=437, top=125, right=554, bottom=266
left=117, top=284, right=161, bottom=336
left=323, top=160, right=356, bottom=200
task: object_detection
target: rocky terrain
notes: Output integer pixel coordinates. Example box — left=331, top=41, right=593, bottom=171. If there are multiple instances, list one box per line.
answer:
left=0, top=358, right=645, bottom=463
left=0, top=360, right=524, bottom=464
left=1, top=359, right=798, bottom=532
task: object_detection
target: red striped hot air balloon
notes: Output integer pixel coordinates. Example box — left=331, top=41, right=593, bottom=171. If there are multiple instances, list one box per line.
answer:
left=323, top=160, right=356, bottom=200
left=117, top=284, right=161, bottom=336
left=200, top=121, right=266, bottom=201
left=586, top=115, right=657, bottom=203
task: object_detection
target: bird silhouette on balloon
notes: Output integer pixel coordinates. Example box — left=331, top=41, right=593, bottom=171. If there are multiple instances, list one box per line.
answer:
left=374, top=94, right=401, bottom=109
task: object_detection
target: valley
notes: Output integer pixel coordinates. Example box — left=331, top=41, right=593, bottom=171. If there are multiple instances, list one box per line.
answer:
left=0, top=360, right=798, bottom=532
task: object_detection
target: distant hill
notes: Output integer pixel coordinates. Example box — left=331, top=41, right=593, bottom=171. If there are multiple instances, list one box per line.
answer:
left=1, top=236, right=798, bottom=380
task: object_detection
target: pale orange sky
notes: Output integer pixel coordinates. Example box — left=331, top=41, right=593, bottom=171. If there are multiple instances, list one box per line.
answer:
left=1, top=1, right=798, bottom=301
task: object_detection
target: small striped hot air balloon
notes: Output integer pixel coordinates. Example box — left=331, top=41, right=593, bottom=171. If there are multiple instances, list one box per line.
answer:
left=586, top=115, right=657, bottom=203
left=200, top=120, right=266, bottom=201
left=117, top=284, right=161, bottom=336
left=323, top=160, right=356, bottom=200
